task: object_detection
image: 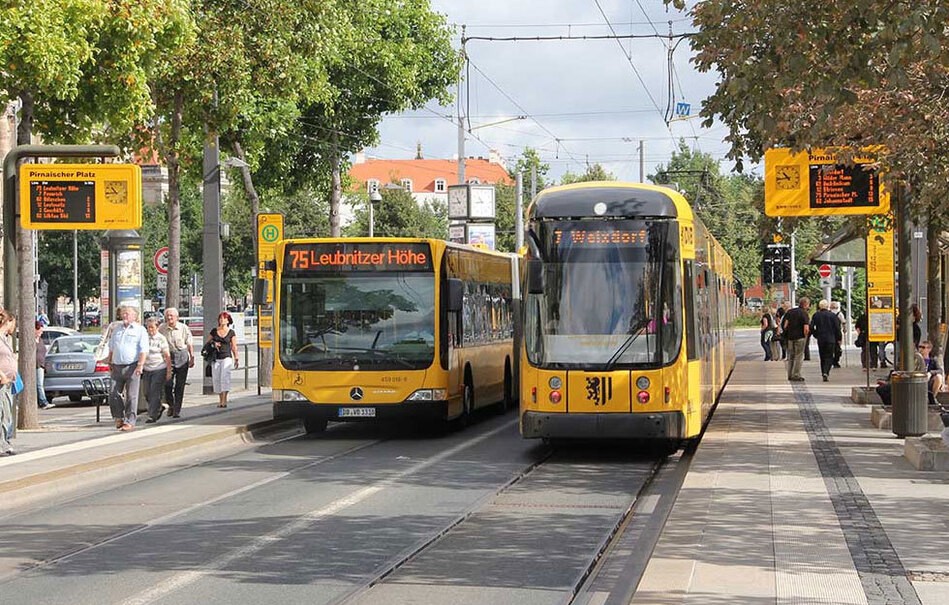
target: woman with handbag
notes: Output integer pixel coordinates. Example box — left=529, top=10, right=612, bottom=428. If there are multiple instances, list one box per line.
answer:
left=760, top=307, right=776, bottom=361
left=0, top=309, right=18, bottom=456
left=206, top=312, right=239, bottom=408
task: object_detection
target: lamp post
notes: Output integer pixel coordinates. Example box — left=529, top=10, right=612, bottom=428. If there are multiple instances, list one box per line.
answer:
left=369, top=190, right=382, bottom=237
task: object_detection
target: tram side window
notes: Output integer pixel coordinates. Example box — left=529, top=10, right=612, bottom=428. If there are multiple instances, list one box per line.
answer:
left=684, top=261, right=697, bottom=360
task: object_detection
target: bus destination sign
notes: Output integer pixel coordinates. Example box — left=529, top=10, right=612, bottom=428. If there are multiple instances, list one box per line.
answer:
left=285, top=242, right=433, bottom=272
left=19, top=163, right=142, bottom=230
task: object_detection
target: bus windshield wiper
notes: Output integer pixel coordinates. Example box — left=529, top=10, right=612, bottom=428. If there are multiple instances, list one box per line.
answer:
left=332, top=346, right=416, bottom=369
left=604, top=317, right=650, bottom=371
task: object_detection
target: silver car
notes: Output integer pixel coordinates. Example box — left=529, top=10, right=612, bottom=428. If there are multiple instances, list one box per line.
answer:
left=44, top=335, right=110, bottom=403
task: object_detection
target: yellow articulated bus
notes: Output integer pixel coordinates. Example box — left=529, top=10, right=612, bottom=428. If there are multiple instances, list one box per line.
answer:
left=269, top=237, right=518, bottom=433
left=519, top=182, right=736, bottom=451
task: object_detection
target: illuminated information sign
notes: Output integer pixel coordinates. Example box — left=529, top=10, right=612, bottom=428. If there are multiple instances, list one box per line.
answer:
left=553, top=228, right=649, bottom=246
left=285, top=242, right=433, bottom=272
left=20, top=163, right=142, bottom=230
left=764, top=148, right=890, bottom=217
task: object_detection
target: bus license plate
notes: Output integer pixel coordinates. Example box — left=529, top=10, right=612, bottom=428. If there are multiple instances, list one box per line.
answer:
left=339, top=407, right=375, bottom=418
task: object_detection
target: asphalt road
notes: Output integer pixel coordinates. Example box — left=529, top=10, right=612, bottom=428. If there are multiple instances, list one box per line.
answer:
left=1, top=331, right=762, bottom=605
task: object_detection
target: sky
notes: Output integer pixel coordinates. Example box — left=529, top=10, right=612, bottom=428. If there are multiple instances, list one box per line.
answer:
left=365, top=0, right=735, bottom=184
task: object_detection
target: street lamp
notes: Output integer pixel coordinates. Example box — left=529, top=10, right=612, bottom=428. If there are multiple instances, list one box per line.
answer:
left=368, top=190, right=382, bottom=237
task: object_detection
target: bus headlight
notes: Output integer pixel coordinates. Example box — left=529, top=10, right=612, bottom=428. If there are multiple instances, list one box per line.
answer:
left=548, top=376, right=563, bottom=389
left=275, top=390, right=308, bottom=402
left=636, top=376, right=650, bottom=390
left=406, top=389, right=447, bottom=402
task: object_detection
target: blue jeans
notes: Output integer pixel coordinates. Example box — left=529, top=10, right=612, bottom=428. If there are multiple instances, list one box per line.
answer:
left=36, top=367, right=49, bottom=406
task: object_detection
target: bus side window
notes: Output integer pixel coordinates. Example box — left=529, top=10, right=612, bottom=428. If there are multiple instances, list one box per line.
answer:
left=684, top=261, right=697, bottom=360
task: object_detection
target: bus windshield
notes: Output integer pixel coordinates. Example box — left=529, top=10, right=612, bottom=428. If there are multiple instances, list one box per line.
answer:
left=525, top=219, right=680, bottom=369
left=279, top=273, right=436, bottom=371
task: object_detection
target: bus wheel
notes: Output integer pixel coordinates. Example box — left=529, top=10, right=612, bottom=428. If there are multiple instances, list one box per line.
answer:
left=303, top=417, right=327, bottom=434
left=455, top=382, right=474, bottom=429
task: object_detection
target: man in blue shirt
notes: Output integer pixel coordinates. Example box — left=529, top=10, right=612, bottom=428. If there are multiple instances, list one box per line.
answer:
left=104, top=306, right=149, bottom=431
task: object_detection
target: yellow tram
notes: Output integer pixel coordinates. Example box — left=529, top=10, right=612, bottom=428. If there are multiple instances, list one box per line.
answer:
left=519, top=182, right=736, bottom=448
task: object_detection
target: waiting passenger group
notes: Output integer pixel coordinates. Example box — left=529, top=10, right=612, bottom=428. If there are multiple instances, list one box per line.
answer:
left=761, top=298, right=844, bottom=382
left=103, top=305, right=235, bottom=432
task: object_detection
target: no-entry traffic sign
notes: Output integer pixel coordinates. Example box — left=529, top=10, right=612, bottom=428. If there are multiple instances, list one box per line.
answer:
left=818, top=264, right=833, bottom=279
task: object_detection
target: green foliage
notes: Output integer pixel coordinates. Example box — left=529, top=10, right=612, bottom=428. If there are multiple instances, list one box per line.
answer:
left=560, top=163, right=616, bottom=185
left=343, top=188, right=448, bottom=239
left=37, top=230, right=100, bottom=305
left=494, top=182, right=517, bottom=253
left=508, top=147, right=551, bottom=193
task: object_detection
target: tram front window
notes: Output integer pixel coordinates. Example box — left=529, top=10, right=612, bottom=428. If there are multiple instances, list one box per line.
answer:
left=279, top=273, right=435, bottom=371
left=525, top=219, right=680, bottom=369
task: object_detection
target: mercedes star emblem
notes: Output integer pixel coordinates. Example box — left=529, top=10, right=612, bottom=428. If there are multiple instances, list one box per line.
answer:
left=350, top=387, right=364, bottom=401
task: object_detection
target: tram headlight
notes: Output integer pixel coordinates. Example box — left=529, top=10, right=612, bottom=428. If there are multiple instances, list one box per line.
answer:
left=548, top=376, right=563, bottom=389
left=549, top=390, right=562, bottom=404
left=635, top=376, right=650, bottom=390
left=637, top=390, right=650, bottom=404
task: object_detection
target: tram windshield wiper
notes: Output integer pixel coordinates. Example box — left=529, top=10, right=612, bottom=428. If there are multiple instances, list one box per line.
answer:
left=603, top=317, right=650, bottom=371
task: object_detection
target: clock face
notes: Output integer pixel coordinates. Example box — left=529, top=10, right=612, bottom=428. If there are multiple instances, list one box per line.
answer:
left=775, top=165, right=801, bottom=190
left=448, top=186, right=468, bottom=219
left=104, top=180, right=128, bottom=204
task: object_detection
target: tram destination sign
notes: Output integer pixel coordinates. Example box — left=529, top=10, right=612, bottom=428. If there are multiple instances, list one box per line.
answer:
left=764, top=148, right=890, bottom=217
left=285, top=242, right=433, bottom=272
left=20, top=163, right=142, bottom=230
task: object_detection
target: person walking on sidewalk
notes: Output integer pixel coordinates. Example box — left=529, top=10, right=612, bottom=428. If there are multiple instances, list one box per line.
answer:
left=35, top=321, right=55, bottom=410
left=760, top=306, right=777, bottom=361
left=776, top=302, right=789, bottom=360
left=809, top=299, right=842, bottom=382
left=160, top=307, right=193, bottom=418
left=0, top=309, right=18, bottom=456
left=830, top=301, right=845, bottom=368
left=782, top=297, right=810, bottom=382
left=207, top=312, right=238, bottom=408
left=104, top=306, right=149, bottom=432
left=143, top=317, right=172, bottom=424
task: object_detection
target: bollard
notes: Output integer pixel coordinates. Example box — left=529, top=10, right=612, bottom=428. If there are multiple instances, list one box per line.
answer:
left=890, top=371, right=929, bottom=438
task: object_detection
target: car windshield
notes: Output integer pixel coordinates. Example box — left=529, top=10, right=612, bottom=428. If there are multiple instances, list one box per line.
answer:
left=279, top=273, right=436, bottom=371
left=50, top=336, right=101, bottom=354
left=524, top=219, right=681, bottom=369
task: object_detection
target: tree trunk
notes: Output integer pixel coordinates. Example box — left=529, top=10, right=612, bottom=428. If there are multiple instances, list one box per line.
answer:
left=329, top=132, right=342, bottom=237
left=16, top=91, right=38, bottom=430
left=160, top=91, right=184, bottom=313
left=927, top=209, right=944, bottom=363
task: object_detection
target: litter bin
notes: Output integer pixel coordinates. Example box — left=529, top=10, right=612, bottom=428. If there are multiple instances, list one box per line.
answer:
left=891, top=371, right=929, bottom=438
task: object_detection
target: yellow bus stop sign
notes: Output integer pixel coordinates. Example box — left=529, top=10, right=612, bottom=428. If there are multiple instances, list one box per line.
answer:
left=20, top=163, right=142, bottom=229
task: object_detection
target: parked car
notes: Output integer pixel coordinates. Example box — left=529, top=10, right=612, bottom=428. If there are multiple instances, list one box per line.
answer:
left=40, top=326, right=79, bottom=349
left=43, top=335, right=110, bottom=403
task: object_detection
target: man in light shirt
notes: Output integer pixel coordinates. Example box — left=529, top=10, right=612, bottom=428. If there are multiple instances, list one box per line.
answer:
left=104, top=306, right=149, bottom=431
left=160, top=307, right=194, bottom=418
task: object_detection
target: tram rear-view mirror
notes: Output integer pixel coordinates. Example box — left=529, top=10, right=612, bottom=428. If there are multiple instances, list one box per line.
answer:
left=527, top=259, right=544, bottom=294
left=447, top=278, right=464, bottom=312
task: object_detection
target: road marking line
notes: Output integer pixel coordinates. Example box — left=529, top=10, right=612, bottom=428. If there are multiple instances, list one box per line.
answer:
left=120, top=418, right=517, bottom=605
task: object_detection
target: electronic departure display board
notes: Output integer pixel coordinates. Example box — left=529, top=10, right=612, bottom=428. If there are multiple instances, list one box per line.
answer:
left=29, top=180, right=96, bottom=223
left=19, top=163, right=142, bottom=230
left=552, top=227, right=649, bottom=246
left=809, top=164, right=879, bottom=209
left=764, top=148, right=890, bottom=217
left=284, top=242, right=433, bottom=272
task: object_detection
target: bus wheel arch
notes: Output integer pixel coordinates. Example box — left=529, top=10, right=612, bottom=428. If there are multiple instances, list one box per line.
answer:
left=500, top=357, right=513, bottom=413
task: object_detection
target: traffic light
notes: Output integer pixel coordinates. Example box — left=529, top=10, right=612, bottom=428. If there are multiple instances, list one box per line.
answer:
left=762, top=244, right=792, bottom=284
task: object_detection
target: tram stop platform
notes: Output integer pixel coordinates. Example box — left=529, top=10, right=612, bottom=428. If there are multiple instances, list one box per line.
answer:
left=633, top=358, right=949, bottom=605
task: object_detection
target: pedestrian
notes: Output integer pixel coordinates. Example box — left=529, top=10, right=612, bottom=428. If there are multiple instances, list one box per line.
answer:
left=142, top=317, right=172, bottom=424
left=782, top=296, right=810, bottom=382
left=0, top=309, right=18, bottom=456
left=776, top=302, right=789, bottom=359
left=809, top=299, right=842, bottom=382
left=104, top=306, right=149, bottom=432
left=855, top=311, right=877, bottom=369
left=760, top=306, right=776, bottom=361
left=206, top=311, right=238, bottom=408
left=35, top=321, right=55, bottom=410
left=159, top=307, right=193, bottom=419
left=830, top=301, right=845, bottom=368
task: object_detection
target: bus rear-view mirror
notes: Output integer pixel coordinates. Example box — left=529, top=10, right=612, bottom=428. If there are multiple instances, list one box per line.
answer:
left=252, top=278, right=268, bottom=306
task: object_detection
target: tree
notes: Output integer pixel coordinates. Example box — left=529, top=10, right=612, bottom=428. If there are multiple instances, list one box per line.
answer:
left=295, top=0, right=460, bottom=236
left=343, top=188, right=447, bottom=239
left=560, top=163, right=616, bottom=184
left=510, top=147, right=551, bottom=193
left=37, top=231, right=100, bottom=315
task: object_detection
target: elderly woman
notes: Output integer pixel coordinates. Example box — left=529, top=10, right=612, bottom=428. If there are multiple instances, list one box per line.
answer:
left=0, top=309, right=18, bottom=455
left=143, top=316, right=172, bottom=424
